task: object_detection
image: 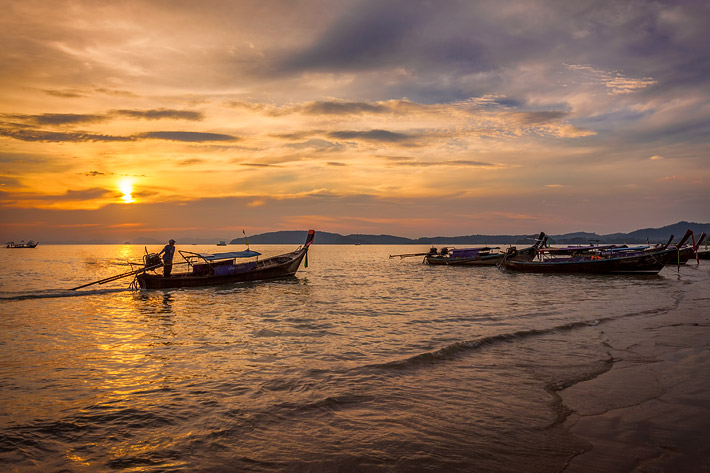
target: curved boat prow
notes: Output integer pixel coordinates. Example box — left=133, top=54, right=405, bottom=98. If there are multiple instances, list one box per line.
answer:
left=304, top=229, right=316, bottom=249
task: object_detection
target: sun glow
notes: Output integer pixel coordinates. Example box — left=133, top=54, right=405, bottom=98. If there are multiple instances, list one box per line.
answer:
left=119, top=180, right=134, bottom=203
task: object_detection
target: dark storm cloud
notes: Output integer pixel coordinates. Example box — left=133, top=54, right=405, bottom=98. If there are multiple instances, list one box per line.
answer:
left=137, top=131, right=238, bottom=142
left=327, top=129, right=412, bottom=143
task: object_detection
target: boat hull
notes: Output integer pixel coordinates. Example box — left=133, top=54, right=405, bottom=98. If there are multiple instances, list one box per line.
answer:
left=136, top=248, right=308, bottom=289
left=425, top=254, right=503, bottom=266
left=502, top=249, right=674, bottom=274
left=671, top=247, right=695, bottom=265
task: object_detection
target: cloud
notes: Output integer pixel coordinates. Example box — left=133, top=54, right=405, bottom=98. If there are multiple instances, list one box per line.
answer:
left=5, top=109, right=204, bottom=125
left=327, top=129, right=412, bottom=143
left=135, top=131, right=238, bottom=142
left=112, top=109, right=204, bottom=121
left=0, top=187, right=115, bottom=208
left=0, top=127, right=131, bottom=142
left=301, top=100, right=392, bottom=115
left=178, top=158, right=206, bottom=166
left=383, top=159, right=507, bottom=169
left=9, top=113, right=107, bottom=125
left=43, top=89, right=87, bottom=98
left=285, top=139, right=346, bottom=151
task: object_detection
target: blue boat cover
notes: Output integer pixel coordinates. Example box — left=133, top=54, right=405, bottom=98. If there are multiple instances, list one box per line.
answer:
left=450, top=247, right=498, bottom=258
left=202, top=250, right=261, bottom=261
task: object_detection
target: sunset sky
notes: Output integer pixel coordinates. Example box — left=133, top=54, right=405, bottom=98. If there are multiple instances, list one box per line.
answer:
left=1, top=0, right=708, bottom=242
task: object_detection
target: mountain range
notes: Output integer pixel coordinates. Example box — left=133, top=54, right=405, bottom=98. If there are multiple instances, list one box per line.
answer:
left=221, top=221, right=710, bottom=246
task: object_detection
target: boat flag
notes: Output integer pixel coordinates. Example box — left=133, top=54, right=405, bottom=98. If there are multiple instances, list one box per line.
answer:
left=243, top=230, right=249, bottom=249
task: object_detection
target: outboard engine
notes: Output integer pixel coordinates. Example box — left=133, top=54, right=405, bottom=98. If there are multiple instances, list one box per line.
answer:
left=428, top=247, right=437, bottom=255
left=439, top=247, right=449, bottom=255
left=144, top=253, right=162, bottom=268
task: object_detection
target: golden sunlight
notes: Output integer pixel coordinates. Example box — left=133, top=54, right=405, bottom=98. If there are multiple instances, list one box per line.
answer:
left=119, top=180, right=134, bottom=204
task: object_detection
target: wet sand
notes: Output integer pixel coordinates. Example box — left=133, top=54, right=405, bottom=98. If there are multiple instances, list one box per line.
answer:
left=560, top=276, right=710, bottom=472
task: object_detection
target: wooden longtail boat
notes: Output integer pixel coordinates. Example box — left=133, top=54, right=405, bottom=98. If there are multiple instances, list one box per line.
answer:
left=389, top=246, right=504, bottom=265
left=499, top=232, right=675, bottom=274
left=6, top=240, right=38, bottom=248
left=424, top=246, right=504, bottom=266
left=134, top=230, right=315, bottom=289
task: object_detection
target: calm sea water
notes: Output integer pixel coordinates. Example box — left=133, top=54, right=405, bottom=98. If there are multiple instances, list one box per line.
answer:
left=0, top=243, right=707, bottom=472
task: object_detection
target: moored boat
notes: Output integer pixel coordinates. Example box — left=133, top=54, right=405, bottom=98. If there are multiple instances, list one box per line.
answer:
left=135, top=230, right=315, bottom=289
left=424, top=246, right=504, bottom=266
left=6, top=240, right=38, bottom=248
left=499, top=232, right=675, bottom=274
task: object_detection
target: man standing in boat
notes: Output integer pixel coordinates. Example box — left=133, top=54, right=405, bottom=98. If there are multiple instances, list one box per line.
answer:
left=158, top=239, right=176, bottom=277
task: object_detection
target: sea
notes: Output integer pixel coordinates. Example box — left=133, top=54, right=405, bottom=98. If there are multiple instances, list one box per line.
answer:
left=0, top=243, right=707, bottom=472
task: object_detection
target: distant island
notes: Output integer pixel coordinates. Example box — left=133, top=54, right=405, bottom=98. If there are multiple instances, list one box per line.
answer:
left=37, top=221, right=709, bottom=245
left=225, top=221, right=710, bottom=246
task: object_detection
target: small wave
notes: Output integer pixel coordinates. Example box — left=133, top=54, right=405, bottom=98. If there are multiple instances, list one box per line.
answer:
left=361, top=304, right=678, bottom=373
left=0, top=287, right=132, bottom=301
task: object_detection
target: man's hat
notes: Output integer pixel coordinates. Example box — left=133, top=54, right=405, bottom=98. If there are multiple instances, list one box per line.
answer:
left=169, top=239, right=175, bottom=244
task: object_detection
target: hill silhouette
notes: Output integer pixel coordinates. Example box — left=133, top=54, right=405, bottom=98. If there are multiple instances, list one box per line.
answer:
left=227, top=221, right=710, bottom=245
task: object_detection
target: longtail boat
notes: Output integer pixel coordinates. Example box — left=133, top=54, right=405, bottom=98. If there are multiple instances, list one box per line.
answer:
left=389, top=246, right=504, bottom=265
left=134, top=230, right=315, bottom=289
left=499, top=232, right=675, bottom=274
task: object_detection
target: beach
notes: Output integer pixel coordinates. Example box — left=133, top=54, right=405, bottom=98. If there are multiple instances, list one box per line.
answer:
left=560, top=275, right=710, bottom=472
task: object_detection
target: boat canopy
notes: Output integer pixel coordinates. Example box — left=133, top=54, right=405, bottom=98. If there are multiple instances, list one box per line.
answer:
left=202, top=250, right=261, bottom=260
left=450, top=247, right=499, bottom=258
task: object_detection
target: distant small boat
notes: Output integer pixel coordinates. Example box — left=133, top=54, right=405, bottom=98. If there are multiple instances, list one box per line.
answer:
left=6, top=240, right=38, bottom=248
left=217, top=241, right=227, bottom=246
left=499, top=232, right=675, bottom=274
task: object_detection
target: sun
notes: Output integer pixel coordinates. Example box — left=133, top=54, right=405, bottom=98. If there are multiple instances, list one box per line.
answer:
left=119, top=179, right=135, bottom=203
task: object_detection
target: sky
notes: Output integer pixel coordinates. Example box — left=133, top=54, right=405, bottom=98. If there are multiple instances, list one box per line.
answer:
left=1, top=0, right=708, bottom=242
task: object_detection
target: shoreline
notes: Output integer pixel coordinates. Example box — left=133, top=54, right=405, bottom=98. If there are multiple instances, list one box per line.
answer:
left=559, top=274, right=710, bottom=472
